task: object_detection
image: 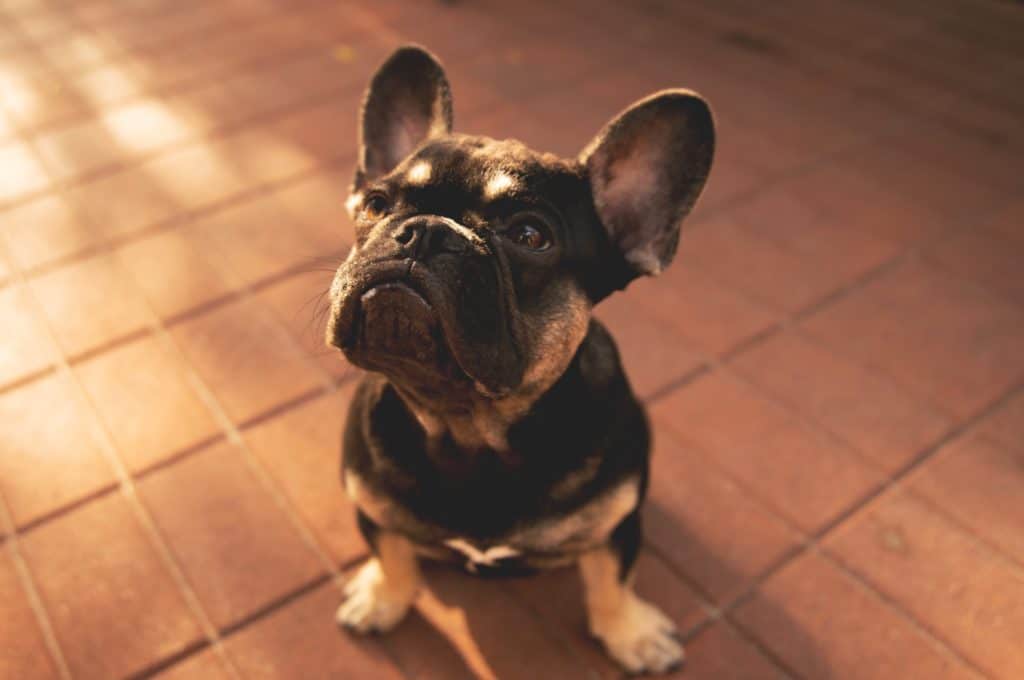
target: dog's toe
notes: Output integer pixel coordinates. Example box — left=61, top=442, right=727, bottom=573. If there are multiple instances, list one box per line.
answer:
left=336, top=560, right=414, bottom=634
left=592, top=596, right=684, bottom=674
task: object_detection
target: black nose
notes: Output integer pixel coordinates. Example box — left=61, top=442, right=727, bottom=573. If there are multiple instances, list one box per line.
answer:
left=393, top=217, right=473, bottom=258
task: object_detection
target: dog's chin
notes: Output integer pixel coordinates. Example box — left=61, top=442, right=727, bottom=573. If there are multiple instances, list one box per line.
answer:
left=339, top=281, right=463, bottom=390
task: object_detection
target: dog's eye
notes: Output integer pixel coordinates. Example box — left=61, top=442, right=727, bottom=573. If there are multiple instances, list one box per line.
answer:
left=506, top=222, right=551, bottom=251
left=362, top=193, right=391, bottom=220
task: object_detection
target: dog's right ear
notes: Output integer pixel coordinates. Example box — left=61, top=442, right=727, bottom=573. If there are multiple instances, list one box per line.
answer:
left=355, top=45, right=453, bottom=187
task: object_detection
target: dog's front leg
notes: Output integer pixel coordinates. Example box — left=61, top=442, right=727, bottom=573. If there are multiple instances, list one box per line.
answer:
left=337, top=512, right=421, bottom=633
left=579, top=514, right=683, bottom=674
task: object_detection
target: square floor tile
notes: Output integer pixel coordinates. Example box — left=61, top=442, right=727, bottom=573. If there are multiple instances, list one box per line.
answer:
left=645, top=423, right=799, bottom=601
left=802, top=259, right=1024, bottom=419
left=651, top=371, right=883, bottom=533
left=0, top=551, right=60, bottom=680
left=19, top=492, right=205, bottom=679
left=975, top=390, right=1024, bottom=452
left=67, top=165, right=180, bottom=238
left=1, top=76, right=88, bottom=134
left=840, top=141, right=1002, bottom=227
left=69, top=61, right=147, bottom=108
left=141, top=143, right=249, bottom=212
left=0, top=284, right=56, bottom=388
left=909, top=434, right=1024, bottom=565
left=924, top=226, right=1024, bottom=304
left=190, top=194, right=325, bottom=288
left=412, top=567, right=587, bottom=679
left=735, top=551, right=981, bottom=680
left=729, top=181, right=902, bottom=284
left=627, top=266, right=779, bottom=356
left=269, top=98, right=359, bottom=165
left=138, top=442, right=324, bottom=629
left=789, top=162, right=951, bottom=246
left=27, top=252, right=152, bottom=358
left=241, top=386, right=361, bottom=564
left=730, top=331, right=952, bottom=472
left=682, top=623, right=789, bottom=680
left=269, top=170, right=355, bottom=251
left=597, top=294, right=705, bottom=399
left=981, top=199, right=1024, bottom=248
left=826, top=491, right=1024, bottom=678
left=223, top=583, right=402, bottom=680
left=1, top=194, right=99, bottom=270
left=39, top=33, right=122, bottom=74
left=0, top=142, right=51, bottom=204
left=680, top=218, right=891, bottom=313
left=210, top=127, right=318, bottom=187
left=115, top=228, right=233, bottom=321
left=170, top=299, right=323, bottom=424
left=75, top=335, right=220, bottom=473
left=0, top=373, right=116, bottom=527
left=33, top=118, right=124, bottom=181
left=151, top=648, right=231, bottom=680
left=257, top=272, right=349, bottom=380
left=101, top=99, right=198, bottom=154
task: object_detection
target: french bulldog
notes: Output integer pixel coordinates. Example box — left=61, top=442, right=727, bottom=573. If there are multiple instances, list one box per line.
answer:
left=326, top=46, right=714, bottom=674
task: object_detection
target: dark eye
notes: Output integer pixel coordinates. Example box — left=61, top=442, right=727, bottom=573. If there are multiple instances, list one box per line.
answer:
left=362, top=192, right=391, bottom=220
left=506, top=222, right=551, bottom=251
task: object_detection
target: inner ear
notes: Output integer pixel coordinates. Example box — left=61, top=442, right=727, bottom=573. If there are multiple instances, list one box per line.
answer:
left=582, top=90, right=714, bottom=278
left=357, top=46, right=453, bottom=184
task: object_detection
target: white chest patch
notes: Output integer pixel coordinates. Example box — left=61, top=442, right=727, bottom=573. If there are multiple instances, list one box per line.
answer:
left=444, top=538, right=521, bottom=568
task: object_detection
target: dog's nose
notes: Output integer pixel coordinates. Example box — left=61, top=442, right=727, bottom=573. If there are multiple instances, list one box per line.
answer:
left=393, top=216, right=476, bottom=258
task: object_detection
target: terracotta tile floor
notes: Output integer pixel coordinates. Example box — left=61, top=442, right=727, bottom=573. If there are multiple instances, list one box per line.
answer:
left=1, top=0, right=1022, bottom=678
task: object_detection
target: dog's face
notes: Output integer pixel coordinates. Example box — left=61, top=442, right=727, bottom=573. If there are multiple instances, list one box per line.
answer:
left=327, top=47, right=714, bottom=406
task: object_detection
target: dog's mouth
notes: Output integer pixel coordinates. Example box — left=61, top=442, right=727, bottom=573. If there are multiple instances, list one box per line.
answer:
left=351, top=279, right=448, bottom=370
left=329, top=262, right=477, bottom=393
left=328, top=256, right=526, bottom=398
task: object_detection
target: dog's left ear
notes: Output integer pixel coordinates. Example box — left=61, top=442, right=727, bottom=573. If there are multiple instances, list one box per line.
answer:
left=356, top=45, right=453, bottom=186
left=581, top=90, right=714, bottom=278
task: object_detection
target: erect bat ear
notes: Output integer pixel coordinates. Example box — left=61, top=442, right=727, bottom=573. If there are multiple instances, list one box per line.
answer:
left=581, top=90, right=714, bottom=279
left=355, top=45, right=453, bottom=186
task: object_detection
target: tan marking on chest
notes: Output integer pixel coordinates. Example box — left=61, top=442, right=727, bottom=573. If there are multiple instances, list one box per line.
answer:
left=344, top=470, right=417, bottom=531
left=514, top=476, right=640, bottom=552
left=346, top=470, right=641, bottom=558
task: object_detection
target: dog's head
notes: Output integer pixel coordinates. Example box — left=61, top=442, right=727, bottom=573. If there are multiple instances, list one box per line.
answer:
left=327, top=46, right=714, bottom=406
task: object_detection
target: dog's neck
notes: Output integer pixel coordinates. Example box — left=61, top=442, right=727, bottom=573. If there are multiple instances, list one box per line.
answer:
left=388, top=314, right=597, bottom=454
left=393, top=384, right=536, bottom=453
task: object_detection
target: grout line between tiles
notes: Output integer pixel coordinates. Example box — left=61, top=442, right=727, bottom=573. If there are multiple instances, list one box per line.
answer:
left=217, top=573, right=334, bottom=639
left=0, top=216, right=241, bottom=680
left=6, top=80, right=359, bottom=212
left=0, top=494, right=74, bottom=680
left=716, top=616, right=806, bottom=680
left=2, top=4, right=341, bottom=129
left=1, top=5, right=1021, bottom=679
left=709, top=379, right=1024, bottom=680
left=123, top=638, right=211, bottom=680
left=902, top=465, right=1024, bottom=573
left=809, top=545, right=995, bottom=680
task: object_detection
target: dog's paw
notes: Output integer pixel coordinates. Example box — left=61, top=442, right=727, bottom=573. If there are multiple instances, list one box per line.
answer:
left=336, top=559, right=415, bottom=634
left=590, top=595, right=684, bottom=674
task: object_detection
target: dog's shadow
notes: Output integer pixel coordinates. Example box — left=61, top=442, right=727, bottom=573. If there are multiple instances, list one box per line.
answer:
left=374, top=501, right=830, bottom=679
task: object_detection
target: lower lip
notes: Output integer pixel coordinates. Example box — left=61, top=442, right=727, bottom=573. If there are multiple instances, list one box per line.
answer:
left=360, top=281, right=431, bottom=309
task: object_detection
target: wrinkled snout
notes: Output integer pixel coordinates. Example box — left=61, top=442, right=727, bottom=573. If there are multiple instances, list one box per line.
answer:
left=324, top=214, right=525, bottom=397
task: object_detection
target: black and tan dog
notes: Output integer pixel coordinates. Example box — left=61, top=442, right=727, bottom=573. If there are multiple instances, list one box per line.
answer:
left=326, top=46, right=714, bottom=674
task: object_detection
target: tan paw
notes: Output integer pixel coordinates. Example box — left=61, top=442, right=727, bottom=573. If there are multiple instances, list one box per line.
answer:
left=336, top=559, right=415, bottom=634
left=590, top=595, right=684, bottom=674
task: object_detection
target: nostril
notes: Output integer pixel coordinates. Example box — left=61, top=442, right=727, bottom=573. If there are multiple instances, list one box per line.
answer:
left=394, top=224, right=418, bottom=246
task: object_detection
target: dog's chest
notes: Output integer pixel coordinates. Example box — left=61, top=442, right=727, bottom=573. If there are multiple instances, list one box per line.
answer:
left=346, top=470, right=640, bottom=568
